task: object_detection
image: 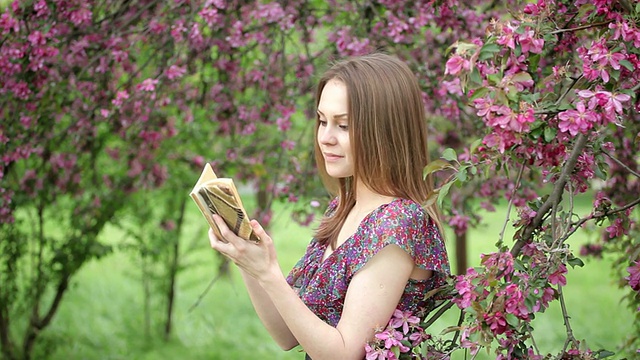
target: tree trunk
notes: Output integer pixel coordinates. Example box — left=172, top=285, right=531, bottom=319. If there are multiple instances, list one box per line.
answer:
left=163, top=197, right=187, bottom=340
left=455, top=231, right=468, bottom=275
left=22, top=277, right=69, bottom=360
left=0, top=307, right=17, bottom=360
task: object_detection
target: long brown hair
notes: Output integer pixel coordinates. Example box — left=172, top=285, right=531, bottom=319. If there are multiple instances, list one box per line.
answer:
left=314, top=53, right=443, bottom=249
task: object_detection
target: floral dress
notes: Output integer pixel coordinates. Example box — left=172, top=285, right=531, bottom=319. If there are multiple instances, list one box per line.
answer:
left=286, top=197, right=450, bottom=328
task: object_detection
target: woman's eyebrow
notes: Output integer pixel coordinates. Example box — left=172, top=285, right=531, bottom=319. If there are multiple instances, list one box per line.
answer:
left=316, top=110, right=348, bottom=119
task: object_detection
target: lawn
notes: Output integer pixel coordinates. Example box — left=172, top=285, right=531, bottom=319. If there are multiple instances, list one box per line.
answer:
left=38, top=200, right=634, bottom=360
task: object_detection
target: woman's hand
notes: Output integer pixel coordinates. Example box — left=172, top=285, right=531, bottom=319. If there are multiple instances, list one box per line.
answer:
left=208, top=215, right=280, bottom=282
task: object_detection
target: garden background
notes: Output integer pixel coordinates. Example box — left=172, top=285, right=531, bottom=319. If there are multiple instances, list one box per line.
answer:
left=1, top=0, right=639, bottom=359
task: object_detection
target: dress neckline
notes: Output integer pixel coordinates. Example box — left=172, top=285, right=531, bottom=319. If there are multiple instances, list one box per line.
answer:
left=319, top=198, right=403, bottom=265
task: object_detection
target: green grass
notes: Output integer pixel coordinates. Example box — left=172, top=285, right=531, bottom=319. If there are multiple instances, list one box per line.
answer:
left=34, top=201, right=634, bottom=360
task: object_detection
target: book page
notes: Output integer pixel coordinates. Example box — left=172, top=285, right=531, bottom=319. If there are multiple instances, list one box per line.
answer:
left=189, top=164, right=258, bottom=242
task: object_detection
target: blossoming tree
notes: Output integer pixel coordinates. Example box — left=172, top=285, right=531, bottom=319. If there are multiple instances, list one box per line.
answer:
left=363, top=0, right=640, bottom=358
left=1, top=0, right=639, bottom=359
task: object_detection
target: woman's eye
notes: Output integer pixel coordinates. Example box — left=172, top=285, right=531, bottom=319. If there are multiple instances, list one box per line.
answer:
left=339, top=124, right=349, bottom=131
left=318, top=120, right=327, bottom=127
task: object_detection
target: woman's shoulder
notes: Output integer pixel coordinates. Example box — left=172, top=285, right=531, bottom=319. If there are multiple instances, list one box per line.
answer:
left=373, top=197, right=428, bottom=223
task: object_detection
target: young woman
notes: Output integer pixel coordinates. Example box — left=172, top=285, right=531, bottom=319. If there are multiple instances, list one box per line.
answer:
left=208, top=53, right=450, bottom=360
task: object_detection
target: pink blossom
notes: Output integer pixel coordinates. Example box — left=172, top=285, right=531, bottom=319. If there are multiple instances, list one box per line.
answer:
left=365, top=344, right=387, bottom=360
left=375, top=328, right=409, bottom=352
left=20, top=116, right=32, bottom=129
left=444, top=55, right=469, bottom=76
left=517, top=29, right=544, bottom=54
left=199, top=7, right=222, bottom=27
left=453, top=270, right=479, bottom=309
left=242, top=123, right=256, bottom=136
left=112, top=50, right=128, bottom=63
left=548, top=264, right=567, bottom=286
left=28, top=31, right=47, bottom=46
left=171, top=20, right=187, bottom=42
left=112, top=90, right=129, bottom=107
left=496, top=23, right=516, bottom=50
left=12, top=81, right=32, bottom=100
left=69, top=8, right=92, bottom=28
left=626, top=261, right=640, bottom=292
left=137, top=78, right=159, bottom=92
left=253, top=2, right=285, bottom=24
left=557, top=101, right=596, bottom=136
left=483, top=130, right=519, bottom=154
left=148, top=19, right=167, bottom=34
left=484, top=311, right=507, bottom=335
left=605, top=217, right=627, bottom=239
left=596, top=91, right=631, bottom=115
left=389, top=309, right=420, bottom=335
left=34, top=0, right=50, bottom=18
left=473, top=96, right=497, bottom=117
left=271, top=114, right=290, bottom=131
left=481, top=252, right=514, bottom=279
left=0, top=13, right=19, bottom=35
left=449, top=211, right=470, bottom=236
left=165, top=65, right=186, bottom=80
left=488, top=106, right=532, bottom=133
left=503, top=284, right=529, bottom=319
left=281, top=140, right=295, bottom=151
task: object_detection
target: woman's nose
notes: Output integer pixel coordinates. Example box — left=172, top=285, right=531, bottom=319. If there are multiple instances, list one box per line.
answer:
left=319, top=126, right=336, bottom=145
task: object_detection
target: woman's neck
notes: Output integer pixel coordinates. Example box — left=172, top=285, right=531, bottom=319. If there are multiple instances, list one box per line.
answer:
left=352, top=179, right=396, bottom=212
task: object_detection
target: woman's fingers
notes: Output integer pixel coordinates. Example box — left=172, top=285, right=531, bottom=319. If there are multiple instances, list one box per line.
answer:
left=250, top=219, right=271, bottom=243
left=208, top=227, right=232, bottom=252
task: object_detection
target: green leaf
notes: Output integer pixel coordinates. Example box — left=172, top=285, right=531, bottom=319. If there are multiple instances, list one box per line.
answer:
left=543, top=127, right=557, bottom=143
left=595, top=349, right=616, bottom=359
left=567, top=256, right=585, bottom=268
left=469, top=138, right=483, bottom=154
left=528, top=53, right=541, bottom=73
left=594, top=164, right=608, bottom=180
left=423, top=159, right=452, bottom=179
left=487, top=73, right=502, bottom=86
left=470, top=68, right=482, bottom=86
left=469, top=87, right=489, bottom=101
left=440, top=326, right=460, bottom=335
left=619, top=59, right=634, bottom=72
left=478, top=43, right=502, bottom=61
left=512, top=72, right=532, bottom=83
left=391, top=346, right=400, bottom=358
left=441, top=148, right=458, bottom=162
left=437, top=181, right=454, bottom=208
left=457, top=167, right=468, bottom=182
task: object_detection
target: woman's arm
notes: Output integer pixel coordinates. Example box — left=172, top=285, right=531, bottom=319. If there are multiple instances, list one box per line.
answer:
left=210, top=215, right=414, bottom=360
left=259, top=245, right=414, bottom=360
left=237, top=268, right=299, bottom=350
left=208, top=228, right=298, bottom=350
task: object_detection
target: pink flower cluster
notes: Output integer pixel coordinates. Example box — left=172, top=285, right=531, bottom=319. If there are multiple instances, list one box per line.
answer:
left=451, top=248, right=568, bottom=358
left=365, top=309, right=433, bottom=360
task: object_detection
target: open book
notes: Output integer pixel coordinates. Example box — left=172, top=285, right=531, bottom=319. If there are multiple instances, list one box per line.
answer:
left=189, top=163, right=259, bottom=242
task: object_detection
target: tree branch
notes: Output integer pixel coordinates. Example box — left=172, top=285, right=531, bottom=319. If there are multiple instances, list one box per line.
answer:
left=423, top=301, right=455, bottom=329
left=602, top=150, right=640, bottom=179
left=550, top=20, right=613, bottom=34
left=511, top=134, right=588, bottom=256
left=558, top=196, right=640, bottom=244
left=557, top=286, right=578, bottom=355
left=497, top=161, right=525, bottom=247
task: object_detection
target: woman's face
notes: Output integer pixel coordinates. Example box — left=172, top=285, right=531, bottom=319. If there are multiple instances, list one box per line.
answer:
left=317, top=79, right=353, bottom=179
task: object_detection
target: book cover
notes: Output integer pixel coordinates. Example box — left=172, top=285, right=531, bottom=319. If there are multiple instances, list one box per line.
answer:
left=189, top=163, right=258, bottom=242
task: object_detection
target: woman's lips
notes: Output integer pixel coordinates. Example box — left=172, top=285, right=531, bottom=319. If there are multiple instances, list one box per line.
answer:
left=323, top=152, right=343, bottom=162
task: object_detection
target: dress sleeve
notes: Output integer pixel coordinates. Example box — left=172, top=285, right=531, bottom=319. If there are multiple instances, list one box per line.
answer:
left=349, top=199, right=450, bottom=277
